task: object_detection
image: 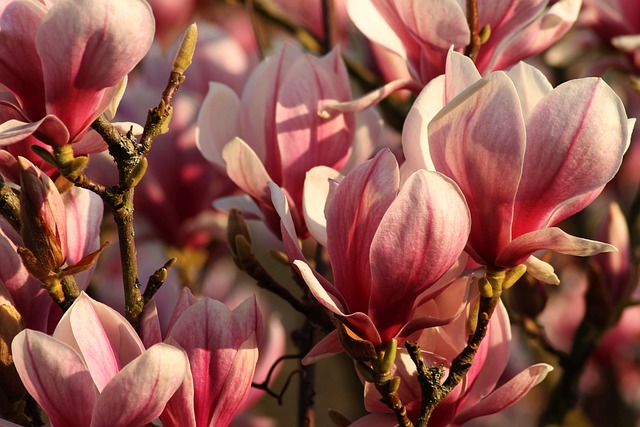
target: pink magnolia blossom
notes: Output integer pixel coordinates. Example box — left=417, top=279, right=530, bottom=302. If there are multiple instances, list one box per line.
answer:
left=160, top=292, right=263, bottom=427
left=347, top=0, right=581, bottom=84
left=10, top=293, right=188, bottom=427
left=403, top=49, right=635, bottom=283
left=582, top=0, right=640, bottom=69
left=355, top=299, right=552, bottom=426
left=273, top=149, right=470, bottom=350
left=0, top=0, right=155, bottom=147
left=140, top=284, right=284, bottom=423
left=0, top=157, right=102, bottom=333
left=196, top=45, right=355, bottom=238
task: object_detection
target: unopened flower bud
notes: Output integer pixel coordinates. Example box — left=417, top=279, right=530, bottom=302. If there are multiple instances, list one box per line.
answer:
left=18, top=157, right=66, bottom=273
left=592, top=202, right=631, bottom=307
left=227, top=208, right=252, bottom=257
left=172, top=23, right=197, bottom=75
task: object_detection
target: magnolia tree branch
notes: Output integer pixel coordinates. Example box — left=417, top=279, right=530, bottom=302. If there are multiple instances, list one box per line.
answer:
left=227, top=208, right=336, bottom=333
left=321, top=0, right=337, bottom=51
left=50, top=25, right=197, bottom=328
left=404, top=267, right=526, bottom=425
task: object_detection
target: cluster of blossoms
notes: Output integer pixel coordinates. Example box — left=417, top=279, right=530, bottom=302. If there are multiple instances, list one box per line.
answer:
left=0, top=0, right=638, bottom=426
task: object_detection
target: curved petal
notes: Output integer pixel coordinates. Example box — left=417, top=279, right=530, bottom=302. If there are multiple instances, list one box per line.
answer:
left=54, top=293, right=145, bottom=375
left=302, top=166, right=342, bottom=247
left=62, top=186, right=103, bottom=289
left=12, top=330, right=96, bottom=427
left=276, top=49, right=354, bottom=205
left=473, top=0, right=547, bottom=72
left=506, top=61, right=553, bottom=117
left=244, top=47, right=299, bottom=166
left=513, top=78, right=629, bottom=236
left=160, top=339, right=197, bottom=427
left=0, top=219, right=56, bottom=332
left=167, top=298, right=259, bottom=427
left=319, top=78, right=422, bottom=117
left=36, top=0, right=154, bottom=137
left=498, top=227, right=616, bottom=268
left=369, top=170, right=470, bottom=341
left=392, top=0, right=469, bottom=50
left=140, top=299, right=162, bottom=348
left=0, top=0, right=46, bottom=117
left=402, top=75, right=444, bottom=174
left=91, top=344, right=188, bottom=427
left=346, top=0, right=408, bottom=61
left=523, top=255, right=559, bottom=285
left=196, top=82, right=241, bottom=169
left=453, top=364, right=553, bottom=424
left=326, top=149, right=399, bottom=313
left=232, top=295, right=263, bottom=344
left=428, top=72, right=525, bottom=263
left=490, top=0, right=582, bottom=71
left=0, top=115, right=69, bottom=146
left=301, top=330, right=343, bottom=365
left=293, top=259, right=347, bottom=316
left=222, top=137, right=272, bottom=204
left=53, top=293, right=119, bottom=392
left=209, top=335, right=259, bottom=427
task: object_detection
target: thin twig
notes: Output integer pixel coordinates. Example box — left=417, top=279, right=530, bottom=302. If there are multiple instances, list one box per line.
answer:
left=321, top=0, right=337, bottom=51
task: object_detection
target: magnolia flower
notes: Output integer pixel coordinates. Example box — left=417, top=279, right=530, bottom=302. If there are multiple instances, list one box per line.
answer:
left=273, top=149, right=470, bottom=352
left=347, top=0, right=581, bottom=84
left=403, top=50, right=635, bottom=283
left=583, top=0, right=640, bottom=69
left=0, top=0, right=155, bottom=147
left=196, top=45, right=355, bottom=238
left=353, top=299, right=552, bottom=426
left=9, top=293, right=188, bottom=427
left=160, top=292, right=262, bottom=427
left=0, top=157, right=102, bottom=332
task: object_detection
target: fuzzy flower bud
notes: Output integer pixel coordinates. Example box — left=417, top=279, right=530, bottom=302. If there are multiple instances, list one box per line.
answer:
left=17, top=157, right=67, bottom=275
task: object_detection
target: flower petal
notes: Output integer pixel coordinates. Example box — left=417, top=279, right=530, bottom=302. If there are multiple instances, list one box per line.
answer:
left=326, top=149, right=399, bottom=312
left=209, top=335, right=259, bottom=427
left=0, top=115, right=69, bottom=147
left=12, top=330, right=96, bottom=427
left=369, top=170, right=470, bottom=341
left=301, top=330, right=343, bottom=365
left=276, top=48, right=354, bottom=205
left=90, top=343, right=188, bottom=427
left=62, top=186, right=103, bottom=289
left=196, top=82, right=241, bottom=169
left=36, top=0, right=154, bottom=138
left=302, top=166, right=342, bottom=247
left=506, top=61, right=552, bottom=117
left=498, top=227, right=616, bottom=268
left=428, top=72, right=525, bottom=263
left=222, top=137, right=272, bottom=204
left=0, top=0, right=46, bottom=118
left=53, top=293, right=120, bottom=391
left=523, top=255, right=560, bottom=285
left=514, top=78, right=629, bottom=236
left=453, top=363, right=553, bottom=424
left=167, top=298, right=258, bottom=427
left=54, top=293, right=145, bottom=381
